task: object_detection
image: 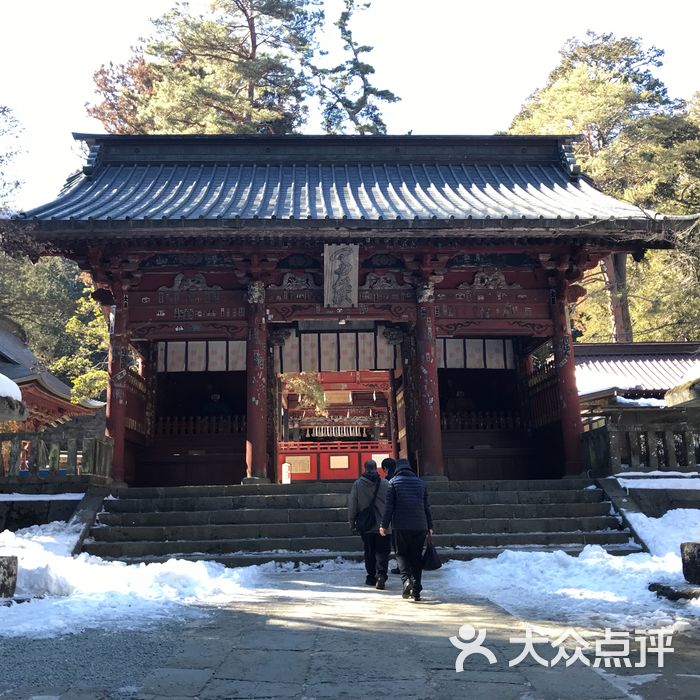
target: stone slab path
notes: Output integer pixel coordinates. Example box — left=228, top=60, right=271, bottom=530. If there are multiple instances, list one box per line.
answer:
left=133, top=568, right=699, bottom=700
left=1, top=567, right=699, bottom=699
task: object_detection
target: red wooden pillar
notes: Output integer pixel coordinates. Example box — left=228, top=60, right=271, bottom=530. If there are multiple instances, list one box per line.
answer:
left=551, top=280, right=584, bottom=475
left=106, top=288, right=128, bottom=483
left=415, top=281, right=445, bottom=478
left=244, top=281, right=269, bottom=482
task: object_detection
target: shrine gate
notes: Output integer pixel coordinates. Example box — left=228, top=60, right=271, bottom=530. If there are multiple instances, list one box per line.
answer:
left=20, top=134, right=676, bottom=486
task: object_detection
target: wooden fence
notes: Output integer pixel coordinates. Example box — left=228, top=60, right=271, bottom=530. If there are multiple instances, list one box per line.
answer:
left=0, top=431, right=113, bottom=478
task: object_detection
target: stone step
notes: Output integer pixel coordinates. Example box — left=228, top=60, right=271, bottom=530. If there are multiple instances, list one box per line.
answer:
left=102, top=488, right=603, bottom=514
left=437, top=477, right=592, bottom=492
left=431, top=501, right=611, bottom=520
left=435, top=516, right=621, bottom=535
left=103, top=493, right=350, bottom=513
left=97, top=500, right=612, bottom=528
left=98, top=507, right=352, bottom=527
left=112, top=483, right=355, bottom=499
left=104, top=542, right=644, bottom=567
left=90, top=515, right=622, bottom=543
left=82, top=530, right=631, bottom=559
left=430, top=490, right=604, bottom=506
left=111, top=477, right=592, bottom=499
left=108, top=498, right=613, bottom=526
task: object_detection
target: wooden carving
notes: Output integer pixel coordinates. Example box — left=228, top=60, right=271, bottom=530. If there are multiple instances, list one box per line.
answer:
left=459, top=270, right=521, bottom=290
left=158, top=273, right=222, bottom=292
left=270, top=272, right=320, bottom=290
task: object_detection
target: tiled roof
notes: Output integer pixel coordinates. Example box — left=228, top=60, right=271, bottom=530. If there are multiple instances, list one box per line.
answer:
left=0, top=324, right=101, bottom=409
left=575, top=343, right=700, bottom=393
left=20, top=134, right=687, bottom=230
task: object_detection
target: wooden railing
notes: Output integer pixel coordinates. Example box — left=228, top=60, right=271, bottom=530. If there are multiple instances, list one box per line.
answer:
left=441, top=410, right=522, bottom=431
left=278, top=440, right=391, bottom=453
left=0, top=432, right=113, bottom=478
left=583, top=422, right=699, bottom=475
left=154, top=415, right=247, bottom=437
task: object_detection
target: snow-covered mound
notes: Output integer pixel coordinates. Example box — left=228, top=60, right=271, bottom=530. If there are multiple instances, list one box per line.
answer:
left=443, top=545, right=696, bottom=631
left=0, top=521, right=267, bottom=637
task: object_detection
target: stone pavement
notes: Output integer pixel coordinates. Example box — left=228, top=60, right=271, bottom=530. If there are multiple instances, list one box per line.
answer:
left=131, top=568, right=699, bottom=700
left=3, top=566, right=700, bottom=699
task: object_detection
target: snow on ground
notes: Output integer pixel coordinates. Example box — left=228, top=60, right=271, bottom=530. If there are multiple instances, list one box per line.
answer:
left=618, top=477, right=700, bottom=490
left=0, top=493, right=85, bottom=502
left=620, top=471, right=700, bottom=478
left=625, top=509, right=700, bottom=556
left=442, top=546, right=694, bottom=631
left=2, top=503, right=700, bottom=638
left=0, top=522, right=269, bottom=638
left=0, top=372, right=22, bottom=401
left=441, top=501, right=700, bottom=631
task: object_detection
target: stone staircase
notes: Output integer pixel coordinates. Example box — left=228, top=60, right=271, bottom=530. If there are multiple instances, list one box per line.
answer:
left=82, top=478, right=642, bottom=565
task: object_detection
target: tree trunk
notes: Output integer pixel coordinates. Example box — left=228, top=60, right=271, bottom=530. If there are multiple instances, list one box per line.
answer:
left=681, top=542, right=700, bottom=585
left=0, top=556, right=18, bottom=598
left=601, top=253, right=633, bottom=342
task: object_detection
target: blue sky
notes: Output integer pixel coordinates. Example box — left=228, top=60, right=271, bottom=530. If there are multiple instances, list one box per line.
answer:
left=2, top=0, right=698, bottom=210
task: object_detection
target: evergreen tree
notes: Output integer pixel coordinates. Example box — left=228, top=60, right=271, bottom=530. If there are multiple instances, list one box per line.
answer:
left=0, top=109, right=108, bottom=401
left=0, top=256, right=80, bottom=364
left=0, top=105, right=21, bottom=210
left=88, top=0, right=398, bottom=135
left=49, top=282, right=109, bottom=402
left=91, top=0, right=321, bottom=134
left=307, top=0, right=400, bottom=134
left=510, top=32, right=700, bottom=342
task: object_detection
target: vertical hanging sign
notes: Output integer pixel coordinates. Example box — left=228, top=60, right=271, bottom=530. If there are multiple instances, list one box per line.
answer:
left=324, top=244, right=359, bottom=308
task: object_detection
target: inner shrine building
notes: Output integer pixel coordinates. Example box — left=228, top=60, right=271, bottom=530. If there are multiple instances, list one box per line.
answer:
left=21, top=134, right=676, bottom=486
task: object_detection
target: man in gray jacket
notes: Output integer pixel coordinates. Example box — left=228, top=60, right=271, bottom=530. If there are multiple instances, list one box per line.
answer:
left=348, top=459, right=391, bottom=589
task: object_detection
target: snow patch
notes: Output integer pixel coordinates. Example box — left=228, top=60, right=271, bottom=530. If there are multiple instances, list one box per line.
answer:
left=618, top=478, right=700, bottom=490
left=0, top=521, right=266, bottom=637
left=576, top=370, right=638, bottom=396
left=0, top=493, right=85, bottom=502
left=0, top=372, right=22, bottom=401
left=625, top=509, right=700, bottom=556
left=614, top=396, right=665, bottom=408
left=443, top=546, right=697, bottom=630
left=621, top=471, right=700, bottom=478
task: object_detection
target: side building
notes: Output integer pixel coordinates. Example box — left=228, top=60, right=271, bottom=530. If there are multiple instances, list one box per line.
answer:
left=17, top=134, right=689, bottom=486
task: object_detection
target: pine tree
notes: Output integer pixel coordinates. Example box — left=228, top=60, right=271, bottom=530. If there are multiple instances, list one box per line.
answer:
left=306, top=0, right=399, bottom=134
left=88, top=0, right=398, bottom=136
left=510, top=32, right=700, bottom=342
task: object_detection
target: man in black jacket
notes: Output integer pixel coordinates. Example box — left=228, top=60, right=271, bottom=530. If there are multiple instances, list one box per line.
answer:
left=348, top=459, right=392, bottom=589
left=379, top=459, right=433, bottom=601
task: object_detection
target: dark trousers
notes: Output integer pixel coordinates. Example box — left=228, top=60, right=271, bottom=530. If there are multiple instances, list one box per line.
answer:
left=361, top=532, right=391, bottom=580
left=394, top=529, right=428, bottom=591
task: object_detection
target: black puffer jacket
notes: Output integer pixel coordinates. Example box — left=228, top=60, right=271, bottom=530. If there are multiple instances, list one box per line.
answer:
left=381, top=467, right=433, bottom=531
